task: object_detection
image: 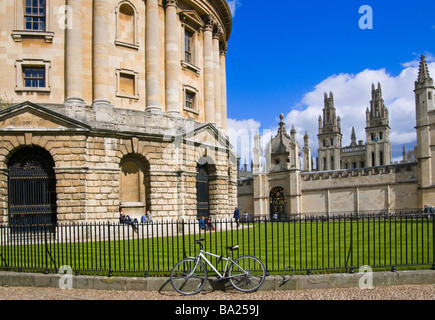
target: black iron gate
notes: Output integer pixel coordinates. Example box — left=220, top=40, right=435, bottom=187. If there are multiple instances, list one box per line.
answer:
left=8, top=147, right=57, bottom=229
left=196, top=163, right=209, bottom=218
left=270, top=187, right=287, bottom=220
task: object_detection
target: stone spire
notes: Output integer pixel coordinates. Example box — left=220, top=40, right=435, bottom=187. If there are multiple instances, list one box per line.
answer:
left=418, top=55, right=431, bottom=83
left=416, top=55, right=434, bottom=89
left=350, top=127, right=357, bottom=147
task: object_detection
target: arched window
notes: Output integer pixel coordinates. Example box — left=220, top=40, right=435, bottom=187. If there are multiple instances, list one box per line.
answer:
left=120, top=160, right=140, bottom=202
left=119, top=155, right=149, bottom=217
left=115, top=1, right=138, bottom=49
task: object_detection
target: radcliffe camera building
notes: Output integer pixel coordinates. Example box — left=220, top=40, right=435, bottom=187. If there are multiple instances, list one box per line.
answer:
left=238, top=56, right=435, bottom=219
left=0, top=0, right=237, bottom=226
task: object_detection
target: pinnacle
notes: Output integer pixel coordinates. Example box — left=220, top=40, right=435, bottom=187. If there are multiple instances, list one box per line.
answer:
left=417, top=54, right=432, bottom=83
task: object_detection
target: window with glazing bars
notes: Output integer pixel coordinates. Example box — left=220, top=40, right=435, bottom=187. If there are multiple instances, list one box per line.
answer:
left=185, top=91, right=195, bottom=109
left=23, top=67, right=45, bottom=88
left=185, top=30, right=193, bottom=64
left=25, top=0, right=46, bottom=31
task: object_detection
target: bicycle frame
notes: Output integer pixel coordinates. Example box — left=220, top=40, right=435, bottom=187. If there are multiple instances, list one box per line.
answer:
left=188, top=249, right=246, bottom=280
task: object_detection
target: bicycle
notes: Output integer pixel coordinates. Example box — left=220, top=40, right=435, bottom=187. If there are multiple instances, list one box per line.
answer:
left=170, top=238, right=266, bottom=295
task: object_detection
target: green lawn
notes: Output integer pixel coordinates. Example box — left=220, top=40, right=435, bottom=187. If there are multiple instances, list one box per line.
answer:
left=0, top=217, right=433, bottom=276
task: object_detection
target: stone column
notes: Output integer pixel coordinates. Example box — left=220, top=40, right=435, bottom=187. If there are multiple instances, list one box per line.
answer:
left=145, top=0, right=161, bottom=112
left=220, top=42, right=228, bottom=130
left=213, top=27, right=222, bottom=127
left=203, top=16, right=215, bottom=124
left=65, top=0, right=84, bottom=105
left=164, top=0, right=180, bottom=116
left=92, top=0, right=110, bottom=106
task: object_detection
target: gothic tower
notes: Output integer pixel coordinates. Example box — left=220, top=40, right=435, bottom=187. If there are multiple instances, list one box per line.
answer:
left=415, top=55, right=435, bottom=206
left=317, top=92, right=342, bottom=170
left=365, top=82, right=391, bottom=167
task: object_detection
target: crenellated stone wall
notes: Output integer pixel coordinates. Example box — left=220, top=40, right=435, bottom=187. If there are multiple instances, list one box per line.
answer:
left=238, top=162, right=419, bottom=218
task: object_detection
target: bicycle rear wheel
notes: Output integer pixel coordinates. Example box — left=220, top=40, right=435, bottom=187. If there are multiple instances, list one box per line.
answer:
left=228, top=255, right=266, bottom=293
left=170, top=258, right=208, bottom=295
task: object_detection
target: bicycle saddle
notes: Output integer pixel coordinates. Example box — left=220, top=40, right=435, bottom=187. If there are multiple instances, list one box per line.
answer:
left=226, top=245, right=239, bottom=251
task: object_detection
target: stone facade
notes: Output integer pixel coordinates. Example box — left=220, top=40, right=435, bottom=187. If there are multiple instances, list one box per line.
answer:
left=238, top=55, right=434, bottom=218
left=0, top=0, right=236, bottom=223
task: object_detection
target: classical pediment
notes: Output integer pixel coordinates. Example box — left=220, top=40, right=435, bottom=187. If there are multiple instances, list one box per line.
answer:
left=180, top=10, right=204, bottom=28
left=182, top=122, right=237, bottom=163
left=0, top=101, right=90, bottom=131
left=183, top=123, right=232, bottom=149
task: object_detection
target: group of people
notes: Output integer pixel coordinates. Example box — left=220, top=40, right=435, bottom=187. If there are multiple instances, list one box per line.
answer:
left=199, top=216, right=215, bottom=231
left=198, top=207, right=249, bottom=230
left=423, top=205, right=435, bottom=214
left=233, top=207, right=250, bottom=227
left=120, top=207, right=251, bottom=232
left=119, top=209, right=153, bottom=232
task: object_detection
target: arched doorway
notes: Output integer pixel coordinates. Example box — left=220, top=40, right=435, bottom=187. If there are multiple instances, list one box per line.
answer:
left=269, top=187, right=287, bottom=220
left=8, top=147, right=57, bottom=228
left=196, top=163, right=209, bottom=218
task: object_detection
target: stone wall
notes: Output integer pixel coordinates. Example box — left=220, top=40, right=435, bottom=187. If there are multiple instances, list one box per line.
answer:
left=0, top=102, right=237, bottom=223
left=238, top=162, right=419, bottom=217
left=301, top=163, right=418, bottom=215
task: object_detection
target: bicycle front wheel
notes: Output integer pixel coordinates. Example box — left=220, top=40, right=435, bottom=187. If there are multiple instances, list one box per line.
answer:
left=170, top=258, right=208, bottom=295
left=228, top=255, right=266, bottom=293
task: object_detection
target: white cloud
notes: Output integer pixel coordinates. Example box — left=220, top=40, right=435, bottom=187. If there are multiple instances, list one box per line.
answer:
left=229, top=56, right=435, bottom=170
left=283, top=59, right=435, bottom=163
left=227, top=0, right=241, bottom=17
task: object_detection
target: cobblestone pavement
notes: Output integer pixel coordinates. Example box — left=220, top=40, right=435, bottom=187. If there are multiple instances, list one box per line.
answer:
left=0, top=284, right=433, bottom=300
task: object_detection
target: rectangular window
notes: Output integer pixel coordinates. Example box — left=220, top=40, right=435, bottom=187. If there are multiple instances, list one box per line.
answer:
left=185, top=30, right=193, bottom=64
left=115, top=69, right=139, bottom=99
left=119, top=73, right=135, bottom=96
left=25, top=0, right=46, bottom=31
left=185, top=91, right=195, bottom=110
left=23, top=67, right=46, bottom=88
left=15, top=59, right=50, bottom=92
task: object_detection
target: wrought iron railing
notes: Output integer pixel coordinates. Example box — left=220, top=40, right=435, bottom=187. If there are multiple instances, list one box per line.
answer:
left=0, top=212, right=433, bottom=276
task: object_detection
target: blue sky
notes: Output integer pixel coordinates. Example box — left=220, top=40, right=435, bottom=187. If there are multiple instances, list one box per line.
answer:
left=225, top=0, right=435, bottom=167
